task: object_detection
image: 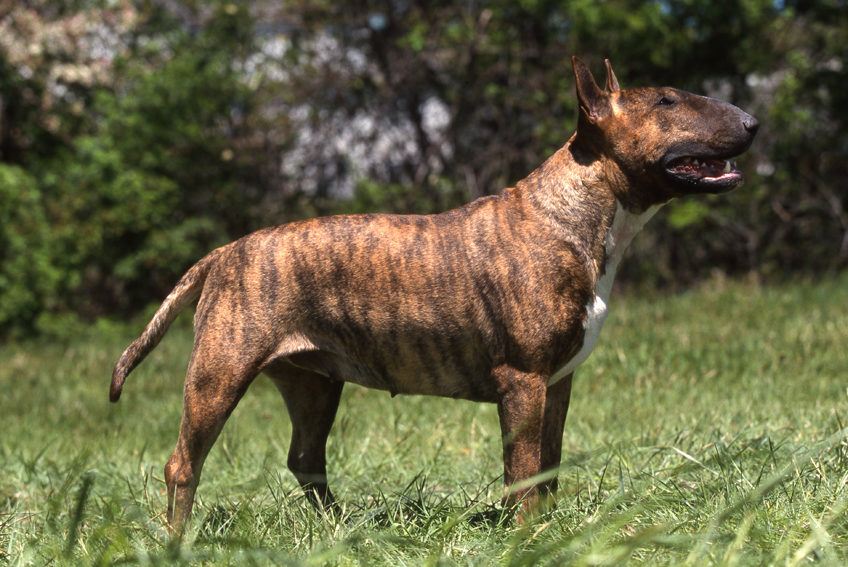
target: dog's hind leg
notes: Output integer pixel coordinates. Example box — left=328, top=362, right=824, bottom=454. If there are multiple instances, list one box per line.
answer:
left=265, top=363, right=343, bottom=510
left=539, top=372, right=573, bottom=498
left=164, top=349, right=259, bottom=537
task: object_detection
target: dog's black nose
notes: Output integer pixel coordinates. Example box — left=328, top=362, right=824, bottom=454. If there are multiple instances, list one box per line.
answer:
left=743, top=116, right=759, bottom=136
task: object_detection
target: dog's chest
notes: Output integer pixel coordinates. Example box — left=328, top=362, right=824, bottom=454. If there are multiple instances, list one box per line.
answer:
left=548, top=202, right=661, bottom=385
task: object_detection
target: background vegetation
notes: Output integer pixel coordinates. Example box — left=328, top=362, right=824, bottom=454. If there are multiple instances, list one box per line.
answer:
left=0, top=0, right=846, bottom=336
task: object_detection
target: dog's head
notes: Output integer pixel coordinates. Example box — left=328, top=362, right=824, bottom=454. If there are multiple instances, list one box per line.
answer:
left=571, top=57, right=759, bottom=210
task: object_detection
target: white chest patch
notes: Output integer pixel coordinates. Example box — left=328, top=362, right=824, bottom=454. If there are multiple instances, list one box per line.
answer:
left=548, top=202, right=662, bottom=385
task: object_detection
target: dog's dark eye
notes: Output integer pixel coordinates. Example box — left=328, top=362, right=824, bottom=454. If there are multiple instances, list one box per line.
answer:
left=657, top=96, right=676, bottom=107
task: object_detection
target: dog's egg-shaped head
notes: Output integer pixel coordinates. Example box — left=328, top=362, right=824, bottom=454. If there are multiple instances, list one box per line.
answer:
left=571, top=57, right=759, bottom=210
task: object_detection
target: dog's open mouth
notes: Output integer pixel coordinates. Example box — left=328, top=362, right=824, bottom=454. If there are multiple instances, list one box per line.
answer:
left=665, top=156, right=743, bottom=190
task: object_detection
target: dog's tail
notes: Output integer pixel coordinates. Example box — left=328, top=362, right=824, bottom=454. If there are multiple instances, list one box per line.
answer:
left=110, top=246, right=225, bottom=403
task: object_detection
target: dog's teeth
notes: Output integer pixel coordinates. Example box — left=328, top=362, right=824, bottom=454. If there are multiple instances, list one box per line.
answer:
left=724, top=160, right=732, bottom=173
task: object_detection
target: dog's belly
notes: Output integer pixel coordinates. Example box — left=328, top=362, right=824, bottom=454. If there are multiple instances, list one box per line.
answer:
left=280, top=336, right=499, bottom=402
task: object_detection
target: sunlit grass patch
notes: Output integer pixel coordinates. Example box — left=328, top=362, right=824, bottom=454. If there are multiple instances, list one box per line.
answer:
left=1, top=275, right=846, bottom=565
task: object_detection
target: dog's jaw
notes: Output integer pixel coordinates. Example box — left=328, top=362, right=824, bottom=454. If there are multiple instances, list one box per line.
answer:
left=548, top=201, right=662, bottom=385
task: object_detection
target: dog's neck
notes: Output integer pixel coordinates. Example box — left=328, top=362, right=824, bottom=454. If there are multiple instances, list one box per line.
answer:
left=515, top=137, right=637, bottom=283
left=520, top=137, right=663, bottom=385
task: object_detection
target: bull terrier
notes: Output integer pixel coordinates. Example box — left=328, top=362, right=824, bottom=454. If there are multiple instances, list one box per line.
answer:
left=111, top=57, right=758, bottom=534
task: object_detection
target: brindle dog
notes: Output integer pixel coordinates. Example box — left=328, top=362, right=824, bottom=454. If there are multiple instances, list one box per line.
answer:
left=111, top=57, right=758, bottom=534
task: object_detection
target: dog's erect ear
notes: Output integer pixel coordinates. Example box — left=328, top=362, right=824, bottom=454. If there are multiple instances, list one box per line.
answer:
left=572, top=56, right=610, bottom=123
left=604, top=59, right=620, bottom=92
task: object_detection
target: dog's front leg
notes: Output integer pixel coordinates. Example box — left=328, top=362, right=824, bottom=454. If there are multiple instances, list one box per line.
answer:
left=494, top=366, right=547, bottom=513
left=540, top=372, right=573, bottom=497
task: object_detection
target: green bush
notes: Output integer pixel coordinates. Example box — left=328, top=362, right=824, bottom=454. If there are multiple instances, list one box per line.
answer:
left=0, top=165, right=59, bottom=335
left=26, top=5, right=255, bottom=326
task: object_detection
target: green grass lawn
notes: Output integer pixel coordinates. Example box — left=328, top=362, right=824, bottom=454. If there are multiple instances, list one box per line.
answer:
left=1, top=275, right=847, bottom=566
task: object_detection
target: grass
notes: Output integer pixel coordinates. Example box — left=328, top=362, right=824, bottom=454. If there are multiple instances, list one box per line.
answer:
left=1, top=274, right=847, bottom=565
